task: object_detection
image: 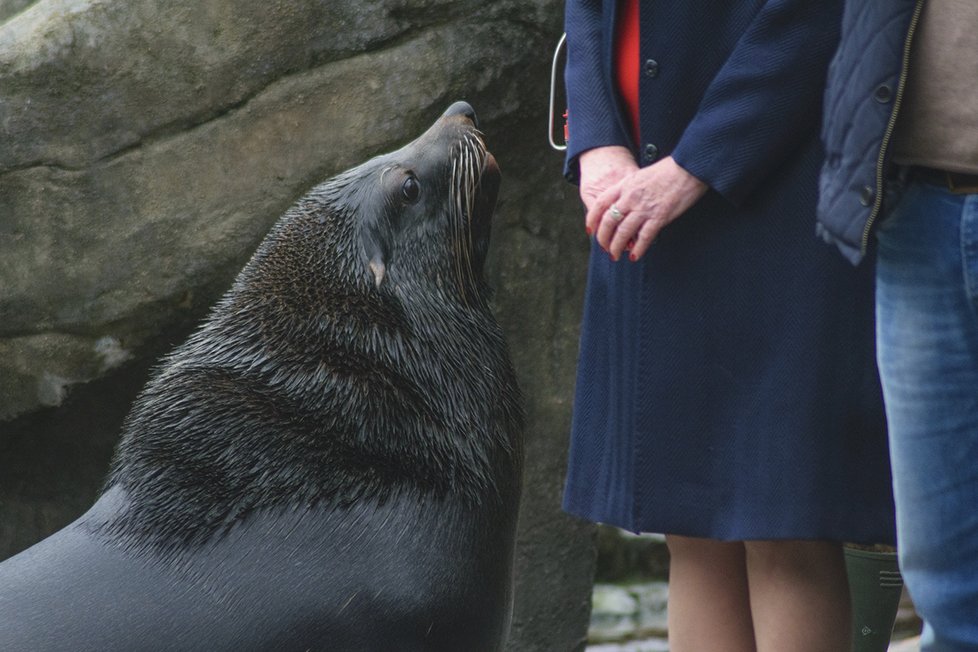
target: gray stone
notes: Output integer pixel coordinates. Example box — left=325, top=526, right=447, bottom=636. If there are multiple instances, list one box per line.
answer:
left=596, top=524, right=671, bottom=582
left=0, top=0, right=561, bottom=420
left=0, top=2, right=596, bottom=650
left=589, top=582, right=669, bottom=645
left=0, top=0, right=35, bottom=24
left=632, top=583, right=669, bottom=636
left=587, top=640, right=670, bottom=652
left=592, top=585, right=640, bottom=617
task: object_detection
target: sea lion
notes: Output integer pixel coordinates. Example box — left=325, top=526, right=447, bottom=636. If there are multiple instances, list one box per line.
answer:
left=0, top=101, right=524, bottom=652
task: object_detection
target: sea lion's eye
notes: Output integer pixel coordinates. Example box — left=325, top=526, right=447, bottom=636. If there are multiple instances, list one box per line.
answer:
left=401, top=175, right=421, bottom=203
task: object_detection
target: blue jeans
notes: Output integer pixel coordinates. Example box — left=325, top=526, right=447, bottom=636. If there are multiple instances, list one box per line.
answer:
left=876, top=179, right=978, bottom=651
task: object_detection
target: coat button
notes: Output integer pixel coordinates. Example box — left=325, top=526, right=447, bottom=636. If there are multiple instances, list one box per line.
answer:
left=874, top=83, right=893, bottom=103
left=644, top=59, right=660, bottom=78
left=860, top=185, right=875, bottom=206
left=643, top=143, right=659, bottom=162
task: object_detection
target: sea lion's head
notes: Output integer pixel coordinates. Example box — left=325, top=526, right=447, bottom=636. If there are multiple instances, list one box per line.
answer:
left=299, top=101, right=501, bottom=309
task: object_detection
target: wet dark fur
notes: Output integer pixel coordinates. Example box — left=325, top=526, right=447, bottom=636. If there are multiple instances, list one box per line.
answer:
left=99, top=107, right=524, bottom=552
left=0, top=105, right=524, bottom=651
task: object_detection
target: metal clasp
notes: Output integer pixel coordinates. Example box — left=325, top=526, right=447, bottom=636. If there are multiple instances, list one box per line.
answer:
left=548, top=32, right=568, bottom=152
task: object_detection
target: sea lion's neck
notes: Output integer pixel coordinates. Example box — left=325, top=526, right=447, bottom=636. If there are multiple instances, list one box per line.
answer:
left=103, top=280, right=521, bottom=551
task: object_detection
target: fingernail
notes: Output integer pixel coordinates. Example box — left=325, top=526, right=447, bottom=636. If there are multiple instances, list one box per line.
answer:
left=629, top=252, right=637, bottom=262
left=586, top=226, right=593, bottom=236
left=627, top=238, right=636, bottom=250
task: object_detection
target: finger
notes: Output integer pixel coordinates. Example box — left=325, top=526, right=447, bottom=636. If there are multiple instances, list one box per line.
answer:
left=607, top=213, right=644, bottom=261
left=586, top=189, right=617, bottom=238
left=627, top=218, right=663, bottom=261
left=595, top=202, right=627, bottom=256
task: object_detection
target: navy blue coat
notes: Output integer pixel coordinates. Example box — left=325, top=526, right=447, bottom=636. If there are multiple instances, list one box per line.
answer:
left=562, top=0, right=896, bottom=543
left=818, top=0, right=923, bottom=264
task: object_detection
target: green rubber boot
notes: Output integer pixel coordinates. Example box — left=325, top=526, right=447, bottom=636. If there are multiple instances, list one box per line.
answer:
left=845, top=546, right=904, bottom=652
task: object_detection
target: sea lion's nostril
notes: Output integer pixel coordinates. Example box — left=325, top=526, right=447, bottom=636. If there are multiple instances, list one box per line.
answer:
left=443, top=101, right=478, bottom=129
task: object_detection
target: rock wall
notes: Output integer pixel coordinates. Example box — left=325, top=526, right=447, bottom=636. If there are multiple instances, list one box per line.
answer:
left=0, top=0, right=35, bottom=23
left=0, top=1, right=595, bottom=649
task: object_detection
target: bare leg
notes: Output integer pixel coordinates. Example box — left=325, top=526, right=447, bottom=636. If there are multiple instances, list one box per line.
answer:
left=744, top=540, right=850, bottom=652
left=665, top=535, right=756, bottom=652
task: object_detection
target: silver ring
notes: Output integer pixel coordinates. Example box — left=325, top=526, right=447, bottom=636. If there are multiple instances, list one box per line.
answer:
left=608, top=205, right=623, bottom=221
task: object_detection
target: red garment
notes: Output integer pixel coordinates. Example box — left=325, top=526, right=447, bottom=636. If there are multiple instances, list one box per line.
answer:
left=614, top=0, right=640, bottom=144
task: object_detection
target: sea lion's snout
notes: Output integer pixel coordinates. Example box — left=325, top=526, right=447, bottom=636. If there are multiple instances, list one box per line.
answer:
left=442, top=101, right=478, bottom=129
left=439, top=101, right=497, bottom=177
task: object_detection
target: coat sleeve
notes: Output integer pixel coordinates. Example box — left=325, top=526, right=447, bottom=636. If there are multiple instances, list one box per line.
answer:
left=562, top=0, right=632, bottom=184
left=671, top=0, right=842, bottom=206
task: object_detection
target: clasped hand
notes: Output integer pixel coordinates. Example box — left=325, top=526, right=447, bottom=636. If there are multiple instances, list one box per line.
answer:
left=578, top=146, right=708, bottom=262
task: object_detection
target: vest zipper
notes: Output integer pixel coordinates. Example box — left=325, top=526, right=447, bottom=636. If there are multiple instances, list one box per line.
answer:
left=860, top=0, right=925, bottom=255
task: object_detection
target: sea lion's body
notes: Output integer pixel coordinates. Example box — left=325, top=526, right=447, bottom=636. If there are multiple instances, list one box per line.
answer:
left=0, top=486, right=515, bottom=650
left=0, top=102, right=523, bottom=651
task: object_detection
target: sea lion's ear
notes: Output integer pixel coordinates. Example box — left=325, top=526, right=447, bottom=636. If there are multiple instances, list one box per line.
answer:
left=358, top=186, right=393, bottom=289
left=361, top=227, right=389, bottom=289
left=368, top=253, right=386, bottom=289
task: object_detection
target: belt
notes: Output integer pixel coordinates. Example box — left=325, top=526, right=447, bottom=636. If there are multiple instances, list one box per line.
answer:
left=911, top=166, right=978, bottom=194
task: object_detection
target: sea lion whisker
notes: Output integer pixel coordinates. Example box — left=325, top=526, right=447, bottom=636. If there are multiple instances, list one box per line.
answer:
left=455, top=155, right=470, bottom=304
left=465, top=150, right=479, bottom=293
left=449, top=154, right=466, bottom=301
left=446, top=131, right=492, bottom=304
left=456, top=152, right=474, bottom=300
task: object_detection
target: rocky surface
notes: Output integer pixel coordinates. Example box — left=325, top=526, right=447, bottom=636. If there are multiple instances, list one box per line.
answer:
left=0, top=2, right=596, bottom=650
left=589, top=582, right=669, bottom=645
left=0, top=0, right=563, bottom=420
left=0, top=0, right=34, bottom=23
